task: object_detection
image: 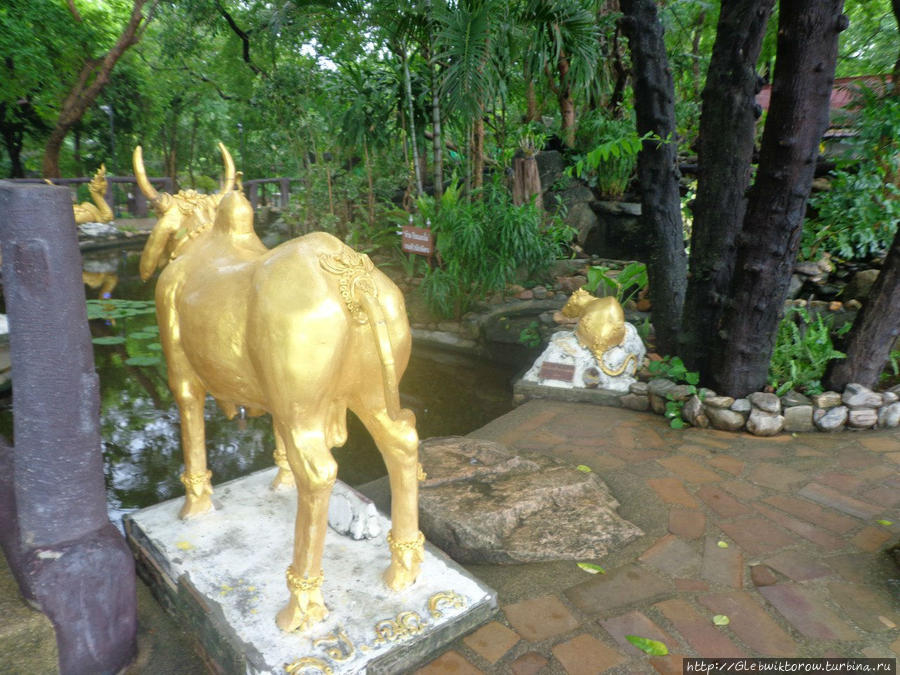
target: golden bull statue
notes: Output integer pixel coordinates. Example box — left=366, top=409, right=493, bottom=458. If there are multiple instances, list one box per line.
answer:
left=561, top=288, right=637, bottom=376
left=134, top=144, right=423, bottom=632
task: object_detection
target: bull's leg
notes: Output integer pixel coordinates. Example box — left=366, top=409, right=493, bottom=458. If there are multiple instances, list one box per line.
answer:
left=275, top=425, right=335, bottom=633
left=356, top=407, right=423, bottom=591
left=270, top=428, right=295, bottom=490
left=173, top=378, right=213, bottom=519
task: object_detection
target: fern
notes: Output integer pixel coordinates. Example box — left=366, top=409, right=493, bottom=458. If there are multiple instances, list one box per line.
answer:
left=768, top=307, right=850, bottom=395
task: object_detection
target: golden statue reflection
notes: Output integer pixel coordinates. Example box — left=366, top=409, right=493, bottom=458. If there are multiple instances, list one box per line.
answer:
left=134, top=144, right=424, bottom=633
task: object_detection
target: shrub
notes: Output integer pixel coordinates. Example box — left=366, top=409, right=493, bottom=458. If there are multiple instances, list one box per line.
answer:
left=801, top=86, right=900, bottom=261
left=418, top=176, right=574, bottom=318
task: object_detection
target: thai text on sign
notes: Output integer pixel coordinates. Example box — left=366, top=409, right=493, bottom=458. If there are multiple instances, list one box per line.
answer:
left=401, top=225, right=434, bottom=256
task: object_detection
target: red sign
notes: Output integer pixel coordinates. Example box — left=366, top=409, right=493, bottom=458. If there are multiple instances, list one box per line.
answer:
left=401, top=225, right=434, bottom=256
left=538, top=362, right=575, bottom=383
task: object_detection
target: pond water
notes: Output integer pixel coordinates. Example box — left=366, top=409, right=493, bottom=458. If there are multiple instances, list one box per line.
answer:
left=0, top=246, right=517, bottom=524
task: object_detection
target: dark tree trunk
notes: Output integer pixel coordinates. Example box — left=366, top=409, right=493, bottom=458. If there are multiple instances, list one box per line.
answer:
left=825, top=229, right=900, bottom=390
left=556, top=55, right=576, bottom=148
left=620, top=0, right=687, bottom=355
left=512, top=154, right=542, bottom=209
left=710, top=0, right=847, bottom=397
left=0, top=120, right=25, bottom=178
left=42, top=0, right=147, bottom=178
left=680, top=0, right=775, bottom=375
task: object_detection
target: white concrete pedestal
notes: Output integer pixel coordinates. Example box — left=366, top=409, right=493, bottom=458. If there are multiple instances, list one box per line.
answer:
left=124, top=468, right=496, bottom=674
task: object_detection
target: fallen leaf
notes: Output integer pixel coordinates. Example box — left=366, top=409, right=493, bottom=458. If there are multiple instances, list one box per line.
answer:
left=576, top=465, right=593, bottom=473
left=577, top=562, right=606, bottom=574
left=712, top=615, right=730, bottom=626
left=717, top=541, right=729, bottom=548
left=878, top=616, right=896, bottom=629
left=877, top=520, right=893, bottom=526
left=626, top=635, right=668, bottom=656
left=175, top=541, right=194, bottom=551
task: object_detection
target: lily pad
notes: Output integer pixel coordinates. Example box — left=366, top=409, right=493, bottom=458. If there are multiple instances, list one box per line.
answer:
left=92, top=336, right=126, bottom=345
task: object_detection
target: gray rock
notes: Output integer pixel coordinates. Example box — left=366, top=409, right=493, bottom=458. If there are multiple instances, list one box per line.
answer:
left=842, top=383, right=883, bottom=408
left=883, top=391, right=898, bottom=405
left=781, top=390, right=811, bottom=408
left=813, top=405, right=848, bottom=432
left=648, top=378, right=677, bottom=397
left=621, top=393, right=650, bottom=411
left=746, top=409, right=785, bottom=436
left=812, top=391, right=842, bottom=409
left=783, top=405, right=814, bottom=433
left=749, top=392, right=781, bottom=413
left=698, top=387, right=717, bottom=400
left=878, top=402, right=900, bottom=428
left=328, top=482, right=382, bottom=540
left=730, top=398, right=752, bottom=415
left=536, top=150, right=565, bottom=194
left=532, top=285, right=548, bottom=299
left=417, top=437, right=643, bottom=564
left=648, top=378, right=676, bottom=414
left=847, top=408, right=878, bottom=429
left=682, top=395, right=709, bottom=428
left=629, top=381, right=649, bottom=396
left=669, top=384, right=696, bottom=402
left=844, top=268, right=879, bottom=300
left=706, top=407, right=747, bottom=432
left=786, top=274, right=804, bottom=299
left=704, top=395, right=735, bottom=409
left=794, top=261, right=823, bottom=277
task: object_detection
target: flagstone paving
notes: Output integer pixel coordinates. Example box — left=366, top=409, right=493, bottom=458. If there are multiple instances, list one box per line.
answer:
left=413, top=400, right=900, bottom=674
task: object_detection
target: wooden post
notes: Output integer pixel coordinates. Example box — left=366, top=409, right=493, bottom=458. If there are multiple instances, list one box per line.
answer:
left=0, top=182, right=137, bottom=674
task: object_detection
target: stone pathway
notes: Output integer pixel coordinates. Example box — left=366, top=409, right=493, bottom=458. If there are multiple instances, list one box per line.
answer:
left=413, top=400, right=900, bottom=674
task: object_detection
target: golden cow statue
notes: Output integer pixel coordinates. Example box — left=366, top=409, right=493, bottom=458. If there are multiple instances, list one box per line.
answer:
left=134, top=145, right=423, bottom=633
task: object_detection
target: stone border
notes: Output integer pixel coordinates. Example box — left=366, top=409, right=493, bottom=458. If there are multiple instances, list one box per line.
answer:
left=513, top=378, right=900, bottom=436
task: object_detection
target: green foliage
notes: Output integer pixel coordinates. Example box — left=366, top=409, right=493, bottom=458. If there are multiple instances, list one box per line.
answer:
left=518, top=321, right=542, bottom=348
left=87, top=299, right=162, bottom=368
left=569, top=115, right=644, bottom=199
left=767, top=307, right=850, bottom=396
left=419, top=176, right=574, bottom=318
left=647, top=356, right=700, bottom=429
left=583, top=261, right=647, bottom=306
left=801, top=88, right=900, bottom=261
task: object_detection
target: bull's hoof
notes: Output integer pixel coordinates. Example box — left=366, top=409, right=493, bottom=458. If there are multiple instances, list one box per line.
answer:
left=178, top=494, right=213, bottom=520
left=276, top=592, right=328, bottom=632
left=270, top=467, right=295, bottom=491
left=384, top=530, right=424, bottom=591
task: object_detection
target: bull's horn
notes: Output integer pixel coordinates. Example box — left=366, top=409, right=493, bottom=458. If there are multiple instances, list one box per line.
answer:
left=218, top=142, right=236, bottom=193
left=133, top=146, right=160, bottom=202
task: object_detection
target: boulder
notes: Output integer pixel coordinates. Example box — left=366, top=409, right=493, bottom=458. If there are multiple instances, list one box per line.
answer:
left=843, top=269, right=879, bottom=301
left=746, top=409, right=784, bottom=436
left=783, top=405, right=814, bottom=433
left=842, top=383, right=883, bottom=408
left=813, top=405, right=848, bottom=432
left=706, top=407, right=746, bottom=432
left=749, top=392, right=781, bottom=414
left=417, top=437, right=643, bottom=564
left=878, top=402, right=900, bottom=428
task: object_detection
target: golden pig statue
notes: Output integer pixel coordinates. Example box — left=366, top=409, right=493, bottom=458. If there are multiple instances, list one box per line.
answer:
left=134, top=144, right=423, bottom=633
left=561, top=288, right=636, bottom=376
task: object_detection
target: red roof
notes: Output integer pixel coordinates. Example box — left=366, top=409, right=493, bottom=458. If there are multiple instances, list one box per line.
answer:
left=756, top=75, right=893, bottom=112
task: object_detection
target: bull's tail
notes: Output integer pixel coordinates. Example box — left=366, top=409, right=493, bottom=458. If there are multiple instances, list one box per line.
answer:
left=358, top=292, right=403, bottom=421
left=319, top=250, right=403, bottom=420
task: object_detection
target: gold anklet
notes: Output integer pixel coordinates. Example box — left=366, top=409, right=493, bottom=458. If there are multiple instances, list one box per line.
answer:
left=180, top=470, right=212, bottom=490
left=286, top=566, right=324, bottom=592
left=386, top=530, right=425, bottom=554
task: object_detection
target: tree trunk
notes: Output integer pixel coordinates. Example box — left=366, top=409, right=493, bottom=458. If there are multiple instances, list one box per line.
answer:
left=824, top=229, right=900, bottom=389
left=710, top=0, right=847, bottom=397
left=472, top=114, right=484, bottom=191
left=42, top=0, right=147, bottom=178
left=620, top=0, right=687, bottom=355
left=512, top=154, right=542, bottom=208
left=402, top=45, right=424, bottom=197
left=680, top=0, right=775, bottom=375
left=364, top=139, right=375, bottom=226
left=431, top=61, right=444, bottom=201
left=556, top=55, right=576, bottom=148
left=525, top=78, right=538, bottom=122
